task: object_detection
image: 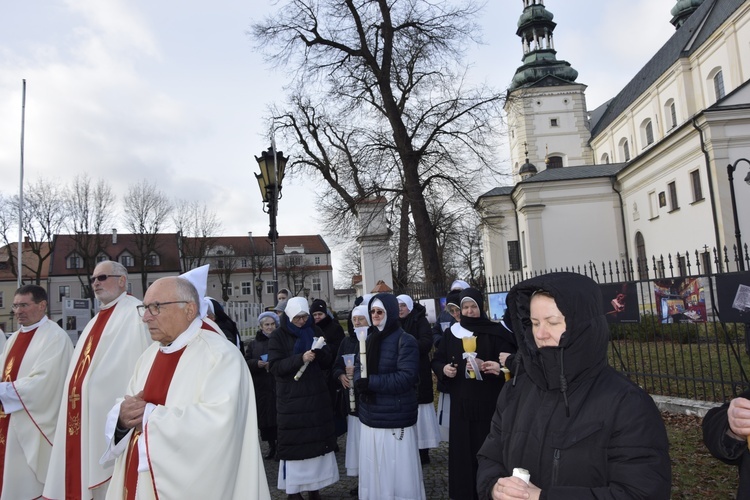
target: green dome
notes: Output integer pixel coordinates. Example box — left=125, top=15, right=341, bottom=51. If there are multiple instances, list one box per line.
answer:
left=510, top=54, right=578, bottom=90
left=671, top=0, right=704, bottom=28
left=517, top=4, right=554, bottom=30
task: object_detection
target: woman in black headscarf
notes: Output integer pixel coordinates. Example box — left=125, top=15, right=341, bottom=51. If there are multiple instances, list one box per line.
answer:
left=431, top=288, right=517, bottom=500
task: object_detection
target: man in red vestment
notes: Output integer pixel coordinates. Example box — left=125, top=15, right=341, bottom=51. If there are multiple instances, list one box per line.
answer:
left=101, top=276, right=270, bottom=499
left=44, top=261, right=152, bottom=500
left=0, top=285, right=73, bottom=498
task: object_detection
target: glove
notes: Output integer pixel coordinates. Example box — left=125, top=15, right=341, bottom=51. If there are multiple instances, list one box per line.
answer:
left=354, top=378, right=370, bottom=395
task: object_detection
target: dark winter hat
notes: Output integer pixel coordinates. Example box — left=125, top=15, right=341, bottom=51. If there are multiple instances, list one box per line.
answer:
left=446, top=290, right=462, bottom=308
left=310, top=298, right=328, bottom=315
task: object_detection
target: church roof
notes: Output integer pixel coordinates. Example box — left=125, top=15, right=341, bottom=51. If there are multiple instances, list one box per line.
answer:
left=478, top=186, right=514, bottom=199
left=590, top=0, right=746, bottom=138
left=520, top=163, right=629, bottom=184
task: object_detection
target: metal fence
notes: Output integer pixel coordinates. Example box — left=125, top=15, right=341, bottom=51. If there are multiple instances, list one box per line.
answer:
left=224, top=301, right=265, bottom=341
left=485, top=246, right=750, bottom=404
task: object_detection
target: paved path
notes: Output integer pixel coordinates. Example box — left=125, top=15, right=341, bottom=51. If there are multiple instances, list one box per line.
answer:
left=262, top=434, right=450, bottom=500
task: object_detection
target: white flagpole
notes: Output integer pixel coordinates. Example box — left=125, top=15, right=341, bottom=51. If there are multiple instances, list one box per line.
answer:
left=17, top=79, right=26, bottom=288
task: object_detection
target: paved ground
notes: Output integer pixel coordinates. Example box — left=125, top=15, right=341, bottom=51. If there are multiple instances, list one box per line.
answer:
left=261, top=434, right=450, bottom=500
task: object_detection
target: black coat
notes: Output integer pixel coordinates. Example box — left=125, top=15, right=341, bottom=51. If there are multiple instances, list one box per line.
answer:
left=703, top=389, right=750, bottom=499
left=246, top=330, right=276, bottom=430
left=476, top=273, right=671, bottom=499
left=400, top=302, right=435, bottom=403
left=268, top=316, right=336, bottom=461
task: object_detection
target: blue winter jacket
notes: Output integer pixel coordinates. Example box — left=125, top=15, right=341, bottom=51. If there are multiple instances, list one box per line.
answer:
left=356, top=293, right=419, bottom=429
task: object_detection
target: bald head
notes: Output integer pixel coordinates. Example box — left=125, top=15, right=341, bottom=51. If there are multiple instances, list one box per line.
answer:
left=141, top=277, right=200, bottom=344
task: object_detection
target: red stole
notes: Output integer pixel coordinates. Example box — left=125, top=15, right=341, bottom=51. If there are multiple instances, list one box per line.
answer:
left=201, top=320, right=218, bottom=333
left=124, top=348, right=185, bottom=500
left=65, top=305, right=116, bottom=499
left=0, top=327, right=38, bottom=495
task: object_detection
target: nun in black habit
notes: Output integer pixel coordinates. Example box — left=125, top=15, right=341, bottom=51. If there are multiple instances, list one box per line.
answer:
left=431, top=287, right=517, bottom=500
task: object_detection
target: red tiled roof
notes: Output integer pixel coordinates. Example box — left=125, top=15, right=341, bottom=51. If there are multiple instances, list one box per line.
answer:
left=0, top=242, right=51, bottom=281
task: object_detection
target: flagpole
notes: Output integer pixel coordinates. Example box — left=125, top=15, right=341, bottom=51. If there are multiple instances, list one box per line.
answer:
left=18, top=79, right=26, bottom=288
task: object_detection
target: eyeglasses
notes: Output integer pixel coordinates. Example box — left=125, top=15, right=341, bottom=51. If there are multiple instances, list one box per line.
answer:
left=11, top=302, right=38, bottom=311
left=371, top=309, right=385, bottom=316
left=137, top=301, right=189, bottom=317
left=91, top=274, right=123, bottom=283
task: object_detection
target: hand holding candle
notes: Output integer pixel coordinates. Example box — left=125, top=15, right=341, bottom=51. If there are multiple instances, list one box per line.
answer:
left=342, top=353, right=356, bottom=412
left=294, top=336, right=326, bottom=381
left=355, top=327, right=368, bottom=379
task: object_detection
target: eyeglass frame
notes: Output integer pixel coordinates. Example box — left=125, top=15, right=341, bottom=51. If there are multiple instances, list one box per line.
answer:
left=91, top=274, right=124, bottom=283
left=136, top=301, right=189, bottom=317
left=11, top=301, right=43, bottom=311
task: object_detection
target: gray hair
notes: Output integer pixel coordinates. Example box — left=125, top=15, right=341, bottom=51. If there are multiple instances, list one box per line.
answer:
left=98, top=260, right=128, bottom=280
left=175, top=277, right=200, bottom=319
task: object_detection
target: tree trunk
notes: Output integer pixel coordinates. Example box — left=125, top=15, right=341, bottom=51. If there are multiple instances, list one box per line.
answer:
left=394, top=196, right=410, bottom=291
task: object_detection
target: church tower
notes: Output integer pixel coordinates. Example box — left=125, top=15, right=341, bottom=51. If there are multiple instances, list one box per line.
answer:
left=505, top=0, right=593, bottom=182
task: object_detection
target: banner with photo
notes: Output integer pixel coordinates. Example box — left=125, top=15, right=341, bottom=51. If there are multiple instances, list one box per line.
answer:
left=599, top=282, right=639, bottom=323
left=653, top=277, right=708, bottom=324
left=488, top=292, right=509, bottom=322
left=714, top=272, right=750, bottom=323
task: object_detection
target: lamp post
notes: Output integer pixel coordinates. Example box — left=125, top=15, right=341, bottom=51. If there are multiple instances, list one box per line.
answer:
left=255, top=145, right=289, bottom=301
left=727, top=158, right=750, bottom=271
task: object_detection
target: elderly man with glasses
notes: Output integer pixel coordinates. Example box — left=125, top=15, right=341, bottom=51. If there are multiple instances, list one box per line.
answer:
left=100, top=276, right=270, bottom=499
left=45, top=260, right=152, bottom=500
left=0, top=285, right=73, bottom=498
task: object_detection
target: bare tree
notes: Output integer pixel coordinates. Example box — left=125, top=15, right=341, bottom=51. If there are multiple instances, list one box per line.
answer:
left=65, top=175, right=117, bottom=300
left=123, top=180, right=172, bottom=293
left=0, top=193, right=19, bottom=280
left=17, top=179, right=67, bottom=284
left=279, top=253, right=314, bottom=297
left=253, top=0, right=505, bottom=291
left=173, top=200, right=223, bottom=271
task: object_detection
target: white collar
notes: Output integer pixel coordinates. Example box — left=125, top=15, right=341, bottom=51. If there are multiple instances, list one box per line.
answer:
left=100, top=291, right=128, bottom=310
left=159, top=317, right=202, bottom=353
left=20, top=315, right=48, bottom=333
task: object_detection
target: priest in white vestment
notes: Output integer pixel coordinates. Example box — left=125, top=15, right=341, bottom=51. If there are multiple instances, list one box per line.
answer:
left=100, top=276, right=270, bottom=499
left=44, top=261, right=152, bottom=500
left=0, top=285, right=74, bottom=498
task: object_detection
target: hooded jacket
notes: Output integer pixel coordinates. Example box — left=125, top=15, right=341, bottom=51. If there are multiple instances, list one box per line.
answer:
left=355, top=293, right=419, bottom=429
left=476, top=272, right=671, bottom=499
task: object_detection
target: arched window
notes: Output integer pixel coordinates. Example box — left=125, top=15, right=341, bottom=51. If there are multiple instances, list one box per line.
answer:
left=641, top=119, right=654, bottom=146
left=546, top=155, right=563, bottom=168
left=620, top=138, right=630, bottom=162
left=713, top=71, right=725, bottom=100
left=664, top=99, right=677, bottom=130
left=601, top=153, right=610, bottom=164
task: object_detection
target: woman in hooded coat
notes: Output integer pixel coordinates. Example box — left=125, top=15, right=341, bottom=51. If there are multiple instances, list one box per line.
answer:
left=269, top=297, right=339, bottom=500
left=476, top=272, right=671, bottom=499
left=354, top=293, right=426, bottom=500
left=431, top=287, right=517, bottom=500
left=246, top=311, right=280, bottom=460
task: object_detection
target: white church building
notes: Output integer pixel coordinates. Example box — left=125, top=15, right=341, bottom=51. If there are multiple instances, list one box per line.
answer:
left=478, top=0, right=750, bottom=281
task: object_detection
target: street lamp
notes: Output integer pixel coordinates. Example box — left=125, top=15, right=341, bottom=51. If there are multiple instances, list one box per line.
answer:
left=727, top=158, right=750, bottom=271
left=255, top=145, right=289, bottom=301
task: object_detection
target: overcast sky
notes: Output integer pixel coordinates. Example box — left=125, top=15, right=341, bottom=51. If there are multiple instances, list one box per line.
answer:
left=0, top=0, right=677, bottom=282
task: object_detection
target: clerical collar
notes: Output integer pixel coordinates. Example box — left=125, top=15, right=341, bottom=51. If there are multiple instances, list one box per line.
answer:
left=99, top=291, right=127, bottom=310
left=21, top=315, right=48, bottom=333
left=159, top=317, right=202, bottom=354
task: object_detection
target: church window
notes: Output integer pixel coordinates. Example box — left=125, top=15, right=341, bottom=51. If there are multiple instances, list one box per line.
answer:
left=635, top=232, right=647, bottom=280
left=601, top=153, right=609, bottom=164
left=669, top=101, right=677, bottom=130
left=668, top=181, right=679, bottom=211
left=713, top=70, right=725, bottom=100
left=621, top=139, right=630, bottom=162
left=648, top=191, right=658, bottom=219
left=508, top=241, right=521, bottom=271
left=550, top=118, right=559, bottom=127
left=546, top=155, right=563, bottom=168
left=690, top=169, right=703, bottom=202
left=644, top=120, right=654, bottom=146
